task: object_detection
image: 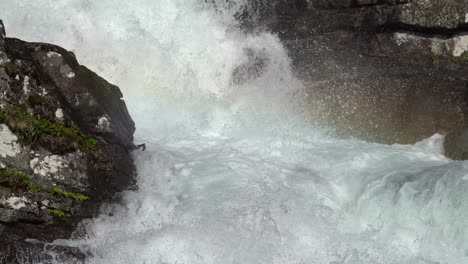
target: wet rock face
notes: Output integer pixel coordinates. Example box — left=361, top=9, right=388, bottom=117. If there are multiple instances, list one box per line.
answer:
left=5, top=38, right=136, bottom=149
left=445, top=118, right=468, bottom=160
left=0, top=19, right=136, bottom=261
left=260, top=0, right=468, bottom=147
left=0, top=240, right=86, bottom=264
left=444, top=88, right=468, bottom=160
left=309, top=0, right=468, bottom=29
left=398, top=0, right=468, bottom=29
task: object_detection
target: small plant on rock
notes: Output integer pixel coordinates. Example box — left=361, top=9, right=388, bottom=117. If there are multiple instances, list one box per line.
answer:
left=48, top=208, right=72, bottom=218
left=431, top=53, right=442, bottom=62
left=451, top=55, right=468, bottom=63
left=50, top=187, right=90, bottom=201
left=0, top=108, right=5, bottom=122
left=84, top=135, right=98, bottom=150
left=0, top=169, right=42, bottom=192
left=0, top=106, right=98, bottom=152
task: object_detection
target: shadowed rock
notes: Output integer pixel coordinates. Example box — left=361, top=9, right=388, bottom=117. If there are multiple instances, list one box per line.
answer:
left=0, top=19, right=136, bottom=261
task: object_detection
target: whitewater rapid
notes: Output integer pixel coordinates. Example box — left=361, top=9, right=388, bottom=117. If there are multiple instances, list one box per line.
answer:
left=1, top=1, right=468, bottom=264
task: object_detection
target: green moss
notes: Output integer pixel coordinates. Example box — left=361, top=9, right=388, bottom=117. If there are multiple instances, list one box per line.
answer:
left=50, top=187, right=89, bottom=201
left=431, top=53, right=443, bottom=62
left=25, top=180, right=42, bottom=193
left=0, top=108, right=5, bottom=122
left=0, top=106, right=98, bottom=152
left=0, top=168, right=91, bottom=202
left=48, top=208, right=72, bottom=218
left=0, top=169, right=42, bottom=192
left=432, top=53, right=468, bottom=64
left=84, top=135, right=97, bottom=150
left=450, top=55, right=468, bottom=63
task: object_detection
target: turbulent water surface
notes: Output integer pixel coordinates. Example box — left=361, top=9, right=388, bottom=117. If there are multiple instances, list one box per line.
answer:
left=1, top=1, right=468, bottom=264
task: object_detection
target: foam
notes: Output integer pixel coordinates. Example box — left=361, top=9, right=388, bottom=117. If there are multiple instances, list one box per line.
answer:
left=1, top=1, right=467, bottom=263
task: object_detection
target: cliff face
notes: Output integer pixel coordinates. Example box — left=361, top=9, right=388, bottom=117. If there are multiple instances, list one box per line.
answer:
left=308, top=0, right=468, bottom=30
left=0, top=20, right=136, bottom=262
left=253, top=0, right=468, bottom=150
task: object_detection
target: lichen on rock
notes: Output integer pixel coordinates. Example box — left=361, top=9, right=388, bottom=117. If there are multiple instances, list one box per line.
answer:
left=0, top=19, right=137, bottom=261
left=0, top=124, right=20, bottom=158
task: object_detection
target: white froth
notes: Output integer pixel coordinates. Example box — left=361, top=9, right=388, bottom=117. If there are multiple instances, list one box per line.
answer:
left=1, top=1, right=467, bottom=264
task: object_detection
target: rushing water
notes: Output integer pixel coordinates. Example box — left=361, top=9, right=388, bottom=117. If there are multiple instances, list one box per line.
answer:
left=1, top=1, right=468, bottom=264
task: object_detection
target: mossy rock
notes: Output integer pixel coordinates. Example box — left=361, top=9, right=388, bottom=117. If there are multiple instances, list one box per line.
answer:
left=0, top=106, right=98, bottom=153
left=50, top=187, right=89, bottom=201
left=0, top=169, right=41, bottom=193
left=48, top=209, right=72, bottom=218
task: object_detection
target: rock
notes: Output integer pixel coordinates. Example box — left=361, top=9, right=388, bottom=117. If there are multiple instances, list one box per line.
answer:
left=0, top=19, right=136, bottom=260
left=0, top=20, right=7, bottom=63
left=307, top=0, right=468, bottom=29
left=0, top=20, right=5, bottom=38
left=398, top=0, right=468, bottom=29
left=263, top=0, right=309, bottom=16
left=259, top=0, right=468, bottom=145
left=444, top=87, right=468, bottom=160
left=445, top=118, right=468, bottom=160
left=5, top=38, right=136, bottom=149
left=0, top=238, right=86, bottom=264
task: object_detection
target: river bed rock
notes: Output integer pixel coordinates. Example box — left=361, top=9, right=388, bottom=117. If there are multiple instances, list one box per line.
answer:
left=0, top=19, right=136, bottom=262
left=256, top=0, right=468, bottom=147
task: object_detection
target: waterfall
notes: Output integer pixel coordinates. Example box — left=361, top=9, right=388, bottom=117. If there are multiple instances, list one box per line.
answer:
left=1, top=1, right=467, bottom=263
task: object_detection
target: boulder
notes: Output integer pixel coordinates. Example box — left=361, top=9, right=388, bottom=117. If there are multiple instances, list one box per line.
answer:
left=0, top=19, right=136, bottom=261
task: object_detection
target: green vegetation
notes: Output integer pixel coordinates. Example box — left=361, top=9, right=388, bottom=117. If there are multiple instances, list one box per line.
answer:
left=431, top=53, right=443, bottom=62
left=432, top=53, right=468, bottom=63
left=0, top=169, right=42, bottom=192
left=50, top=187, right=90, bottom=201
left=83, top=135, right=98, bottom=150
left=450, top=55, right=468, bottom=63
left=0, top=106, right=98, bottom=152
left=0, top=108, right=5, bottom=122
left=48, top=208, right=72, bottom=218
left=0, top=168, right=90, bottom=203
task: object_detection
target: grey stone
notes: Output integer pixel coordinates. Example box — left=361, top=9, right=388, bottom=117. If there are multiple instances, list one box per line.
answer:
left=0, top=20, right=137, bottom=259
left=0, top=19, right=5, bottom=39
left=398, top=0, right=468, bottom=29
left=262, top=0, right=468, bottom=146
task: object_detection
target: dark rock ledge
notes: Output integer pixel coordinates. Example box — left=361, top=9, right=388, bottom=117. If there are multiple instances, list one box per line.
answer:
left=253, top=0, right=468, bottom=149
left=0, top=20, right=136, bottom=263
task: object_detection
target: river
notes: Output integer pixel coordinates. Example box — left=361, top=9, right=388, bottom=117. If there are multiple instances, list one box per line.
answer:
left=1, top=1, right=467, bottom=263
